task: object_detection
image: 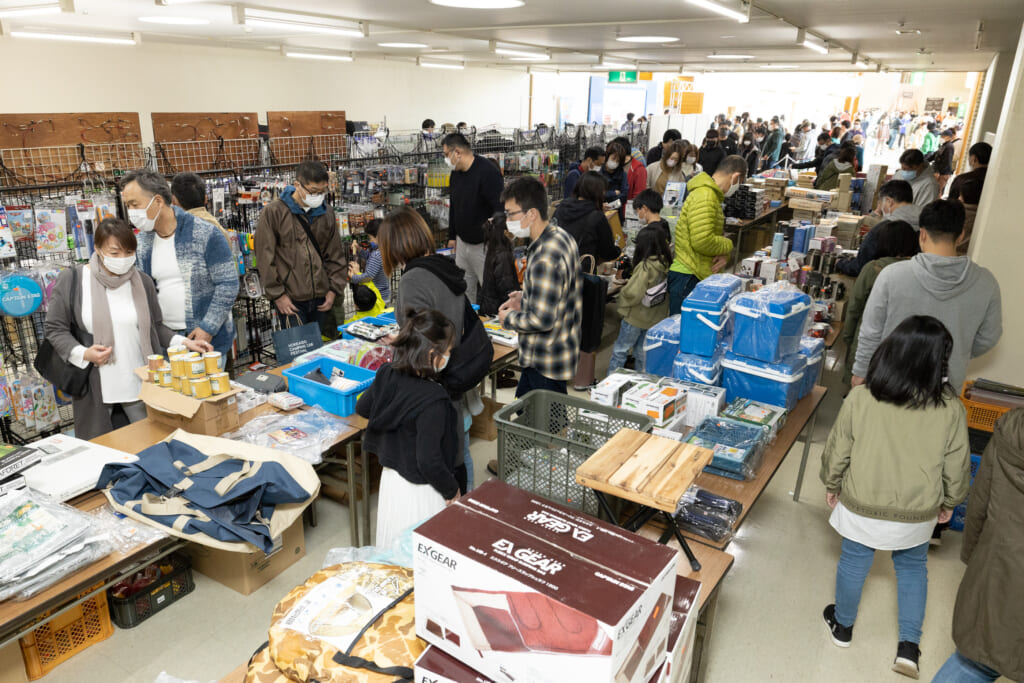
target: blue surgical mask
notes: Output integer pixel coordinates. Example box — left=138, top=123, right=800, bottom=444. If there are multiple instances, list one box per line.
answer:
left=896, top=169, right=917, bottom=181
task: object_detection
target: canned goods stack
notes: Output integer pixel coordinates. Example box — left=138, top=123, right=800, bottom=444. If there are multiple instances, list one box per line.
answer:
left=146, top=346, right=231, bottom=398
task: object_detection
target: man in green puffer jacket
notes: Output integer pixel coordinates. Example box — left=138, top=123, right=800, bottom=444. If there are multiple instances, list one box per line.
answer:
left=667, top=155, right=747, bottom=314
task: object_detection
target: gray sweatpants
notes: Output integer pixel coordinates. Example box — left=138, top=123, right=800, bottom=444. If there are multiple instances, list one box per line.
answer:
left=455, top=237, right=486, bottom=304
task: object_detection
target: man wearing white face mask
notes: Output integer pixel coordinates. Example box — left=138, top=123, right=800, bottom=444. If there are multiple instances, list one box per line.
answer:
left=667, top=155, right=747, bottom=314
left=442, top=132, right=504, bottom=304
left=255, top=160, right=349, bottom=331
left=121, top=170, right=238, bottom=361
left=896, top=149, right=939, bottom=208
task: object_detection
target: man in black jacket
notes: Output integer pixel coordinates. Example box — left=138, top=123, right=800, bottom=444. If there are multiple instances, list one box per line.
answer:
left=792, top=133, right=839, bottom=176
left=646, top=128, right=682, bottom=165
left=443, top=132, right=504, bottom=304
left=717, top=121, right=739, bottom=156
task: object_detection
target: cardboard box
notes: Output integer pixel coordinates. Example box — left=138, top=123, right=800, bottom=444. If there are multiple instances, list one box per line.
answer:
left=758, top=259, right=781, bottom=282
left=136, top=368, right=242, bottom=436
left=414, top=481, right=678, bottom=683
left=622, top=383, right=686, bottom=426
left=651, top=413, right=693, bottom=442
left=788, top=197, right=830, bottom=212
left=657, top=576, right=702, bottom=683
left=470, top=397, right=504, bottom=442
left=739, top=256, right=763, bottom=277
left=186, top=517, right=305, bottom=595
left=591, top=370, right=644, bottom=407
left=657, top=378, right=726, bottom=428
left=416, top=646, right=496, bottom=683
left=0, top=642, right=28, bottom=683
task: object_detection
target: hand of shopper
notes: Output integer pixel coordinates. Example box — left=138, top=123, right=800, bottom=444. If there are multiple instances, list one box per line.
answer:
left=275, top=294, right=298, bottom=317
left=850, top=375, right=865, bottom=387
left=317, top=291, right=336, bottom=312
left=83, top=344, right=112, bottom=366
left=711, top=255, right=729, bottom=273
left=937, top=507, right=953, bottom=524
left=447, top=240, right=457, bottom=252
left=446, top=492, right=461, bottom=506
left=188, top=327, right=213, bottom=344
left=826, top=492, right=839, bottom=509
left=183, top=338, right=213, bottom=354
left=348, top=261, right=360, bottom=277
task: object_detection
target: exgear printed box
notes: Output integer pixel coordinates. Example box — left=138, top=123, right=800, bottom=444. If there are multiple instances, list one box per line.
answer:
left=414, top=480, right=677, bottom=683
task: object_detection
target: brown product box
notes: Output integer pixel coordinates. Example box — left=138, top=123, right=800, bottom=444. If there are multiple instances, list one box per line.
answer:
left=469, top=397, right=504, bottom=442
left=415, top=646, right=496, bottom=683
left=0, top=642, right=28, bottom=683
left=832, top=299, right=847, bottom=322
left=414, top=480, right=677, bottom=683
left=791, top=209, right=819, bottom=222
left=834, top=191, right=852, bottom=212
left=656, top=576, right=702, bottom=683
left=135, top=368, right=242, bottom=436
left=186, top=517, right=305, bottom=595
left=837, top=173, right=852, bottom=192
left=788, top=197, right=830, bottom=212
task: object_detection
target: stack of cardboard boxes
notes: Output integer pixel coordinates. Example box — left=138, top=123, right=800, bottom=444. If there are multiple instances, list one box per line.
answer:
left=784, top=185, right=831, bottom=221
left=413, top=480, right=702, bottom=683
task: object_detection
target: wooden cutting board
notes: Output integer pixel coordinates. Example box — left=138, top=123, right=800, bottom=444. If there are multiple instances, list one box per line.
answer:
left=576, top=429, right=713, bottom=512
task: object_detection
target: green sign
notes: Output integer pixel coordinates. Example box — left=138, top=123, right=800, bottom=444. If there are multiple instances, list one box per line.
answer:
left=608, top=71, right=638, bottom=83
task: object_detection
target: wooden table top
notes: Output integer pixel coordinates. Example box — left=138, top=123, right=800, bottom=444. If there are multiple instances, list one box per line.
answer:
left=577, top=430, right=713, bottom=512
left=825, top=321, right=844, bottom=350
left=683, top=385, right=828, bottom=550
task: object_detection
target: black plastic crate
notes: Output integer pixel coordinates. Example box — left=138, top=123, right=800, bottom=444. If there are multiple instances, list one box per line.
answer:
left=107, top=553, right=194, bottom=629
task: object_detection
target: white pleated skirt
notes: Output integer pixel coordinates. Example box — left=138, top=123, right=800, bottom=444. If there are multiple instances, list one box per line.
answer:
left=375, top=467, right=447, bottom=548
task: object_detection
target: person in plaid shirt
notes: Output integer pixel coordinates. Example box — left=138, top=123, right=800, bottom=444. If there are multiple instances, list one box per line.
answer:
left=498, top=177, right=582, bottom=396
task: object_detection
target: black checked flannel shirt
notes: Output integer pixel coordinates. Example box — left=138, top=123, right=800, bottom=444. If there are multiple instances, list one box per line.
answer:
left=502, top=222, right=582, bottom=382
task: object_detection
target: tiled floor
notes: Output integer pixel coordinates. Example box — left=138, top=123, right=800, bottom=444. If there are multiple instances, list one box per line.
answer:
left=48, top=318, right=986, bottom=683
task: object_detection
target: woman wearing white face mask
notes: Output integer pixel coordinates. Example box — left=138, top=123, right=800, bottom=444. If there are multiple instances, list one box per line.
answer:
left=647, top=141, right=690, bottom=194
left=42, top=218, right=211, bottom=439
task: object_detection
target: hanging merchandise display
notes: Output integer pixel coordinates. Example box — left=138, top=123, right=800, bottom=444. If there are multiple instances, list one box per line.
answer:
left=0, top=274, right=43, bottom=317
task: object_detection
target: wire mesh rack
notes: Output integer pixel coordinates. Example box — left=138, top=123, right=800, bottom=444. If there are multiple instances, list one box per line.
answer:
left=153, top=138, right=263, bottom=175
left=0, top=142, right=146, bottom=188
left=268, top=134, right=349, bottom=167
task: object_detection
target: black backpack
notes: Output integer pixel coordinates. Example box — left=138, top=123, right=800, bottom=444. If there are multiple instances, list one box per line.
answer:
left=441, top=297, right=494, bottom=397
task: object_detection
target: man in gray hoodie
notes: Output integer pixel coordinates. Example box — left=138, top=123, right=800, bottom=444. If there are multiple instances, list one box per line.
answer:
left=896, top=149, right=940, bottom=208
left=852, top=199, right=1002, bottom=392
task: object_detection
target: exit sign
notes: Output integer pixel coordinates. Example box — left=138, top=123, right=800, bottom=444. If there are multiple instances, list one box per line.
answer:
left=608, top=71, right=638, bottom=83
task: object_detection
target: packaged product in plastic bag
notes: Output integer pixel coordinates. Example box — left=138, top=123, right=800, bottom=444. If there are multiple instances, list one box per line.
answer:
left=226, top=406, right=346, bottom=465
left=729, top=282, right=812, bottom=362
left=673, top=486, right=743, bottom=544
left=0, top=490, right=92, bottom=583
left=720, top=397, right=788, bottom=440
left=687, top=416, right=771, bottom=481
left=322, top=523, right=418, bottom=570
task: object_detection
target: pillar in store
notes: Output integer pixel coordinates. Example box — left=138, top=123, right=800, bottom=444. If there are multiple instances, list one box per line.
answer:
left=967, top=24, right=1024, bottom=386
left=974, top=49, right=1017, bottom=144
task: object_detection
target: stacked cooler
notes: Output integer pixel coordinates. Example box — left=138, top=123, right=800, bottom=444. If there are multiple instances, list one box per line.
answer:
left=670, top=274, right=744, bottom=386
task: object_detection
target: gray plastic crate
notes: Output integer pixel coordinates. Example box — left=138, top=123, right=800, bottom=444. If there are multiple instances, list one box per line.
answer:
left=495, top=390, right=654, bottom=516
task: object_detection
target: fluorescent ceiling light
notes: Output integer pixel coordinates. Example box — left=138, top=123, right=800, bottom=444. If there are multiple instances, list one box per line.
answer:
left=895, top=28, right=921, bottom=35
left=155, top=0, right=211, bottom=4
left=238, top=8, right=364, bottom=37
left=0, top=2, right=65, bottom=18
left=10, top=30, right=137, bottom=44
left=428, top=0, right=524, bottom=8
left=759, top=64, right=799, bottom=69
left=418, top=57, right=464, bottom=69
left=686, top=0, right=749, bottom=23
left=707, top=53, right=752, bottom=59
left=378, top=42, right=428, bottom=48
left=138, top=15, right=210, bottom=24
left=285, top=50, right=353, bottom=61
left=495, top=47, right=546, bottom=58
left=616, top=35, right=678, bottom=43
left=509, top=55, right=550, bottom=61
left=802, top=38, right=828, bottom=54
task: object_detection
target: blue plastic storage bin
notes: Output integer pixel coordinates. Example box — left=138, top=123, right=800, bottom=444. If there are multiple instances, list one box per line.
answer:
left=338, top=316, right=394, bottom=340
left=376, top=310, right=396, bottom=323
left=797, top=337, right=826, bottom=399
left=729, top=288, right=812, bottom=362
left=672, top=350, right=723, bottom=386
left=721, top=351, right=807, bottom=410
left=283, top=357, right=376, bottom=416
left=644, top=314, right=681, bottom=377
left=679, top=274, right=742, bottom=357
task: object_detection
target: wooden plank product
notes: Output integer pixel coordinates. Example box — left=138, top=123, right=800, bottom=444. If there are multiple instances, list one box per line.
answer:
left=151, top=112, right=258, bottom=142
left=576, top=429, right=713, bottom=511
left=266, top=110, right=347, bottom=165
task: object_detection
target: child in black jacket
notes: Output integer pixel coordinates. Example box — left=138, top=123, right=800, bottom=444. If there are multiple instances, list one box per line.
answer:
left=356, top=309, right=459, bottom=546
left=478, top=216, right=521, bottom=316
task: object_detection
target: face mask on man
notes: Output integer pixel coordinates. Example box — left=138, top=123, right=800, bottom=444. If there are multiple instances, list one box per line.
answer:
left=605, top=159, right=619, bottom=171
left=128, top=196, right=158, bottom=233
left=102, top=252, right=136, bottom=275
left=507, top=210, right=532, bottom=239
left=724, top=178, right=740, bottom=198
left=896, top=169, right=917, bottom=181
left=303, top=192, right=326, bottom=209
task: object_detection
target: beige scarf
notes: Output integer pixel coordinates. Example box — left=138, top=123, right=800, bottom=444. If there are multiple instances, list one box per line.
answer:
left=88, top=253, right=153, bottom=361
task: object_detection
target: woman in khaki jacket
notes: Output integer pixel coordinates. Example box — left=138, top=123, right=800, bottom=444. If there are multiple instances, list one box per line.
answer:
left=932, top=408, right=1024, bottom=683
left=819, top=315, right=971, bottom=679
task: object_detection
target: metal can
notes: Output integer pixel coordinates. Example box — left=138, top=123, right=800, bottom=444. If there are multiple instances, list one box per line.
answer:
left=209, top=372, right=230, bottom=394
left=167, top=345, right=188, bottom=357
left=190, top=376, right=213, bottom=399
left=147, top=354, right=164, bottom=371
left=169, top=354, right=187, bottom=377
left=148, top=369, right=161, bottom=384
left=188, top=360, right=206, bottom=379
left=203, top=352, right=222, bottom=374
left=171, top=375, right=182, bottom=393
left=160, top=370, right=173, bottom=387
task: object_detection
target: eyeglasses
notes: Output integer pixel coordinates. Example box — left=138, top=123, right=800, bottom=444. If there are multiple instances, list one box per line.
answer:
left=504, top=209, right=525, bottom=219
left=299, top=181, right=328, bottom=195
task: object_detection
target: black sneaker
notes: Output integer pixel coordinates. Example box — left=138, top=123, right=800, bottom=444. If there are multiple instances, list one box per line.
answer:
left=892, top=641, right=921, bottom=679
left=930, top=524, right=942, bottom=547
left=822, top=604, right=852, bottom=648
left=486, top=459, right=499, bottom=476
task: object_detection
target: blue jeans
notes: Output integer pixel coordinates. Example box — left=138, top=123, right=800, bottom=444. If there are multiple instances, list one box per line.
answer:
left=932, top=652, right=1000, bottom=683
left=285, top=297, right=326, bottom=327
left=516, top=367, right=567, bottom=398
left=668, top=272, right=700, bottom=318
left=608, top=321, right=648, bottom=374
left=834, top=537, right=929, bottom=644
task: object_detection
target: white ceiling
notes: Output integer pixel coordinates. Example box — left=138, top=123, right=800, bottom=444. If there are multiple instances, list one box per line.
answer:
left=1, top=0, right=1022, bottom=73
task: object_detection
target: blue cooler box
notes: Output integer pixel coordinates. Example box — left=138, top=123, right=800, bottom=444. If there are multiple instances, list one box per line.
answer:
left=673, top=350, right=723, bottom=386
left=797, top=337, right=826, bottom=398
left=729, top=288, right=812, bottom=362
left=644, top=314, right=681, bottom=377
left=679, top=274, right=742, bottom=357
left=722, top=351, right=807, bottom=410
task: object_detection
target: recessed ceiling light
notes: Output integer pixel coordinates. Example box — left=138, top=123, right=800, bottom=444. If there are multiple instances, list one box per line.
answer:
left=378, top=42, right=429, bottom=48
left=138, top=16, right=210, bottom=25
left=428, top=0, right=524, bottom=8
left=707, top=54, right=753, bottom=59
left=615, top=36, right=679, bottom=43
